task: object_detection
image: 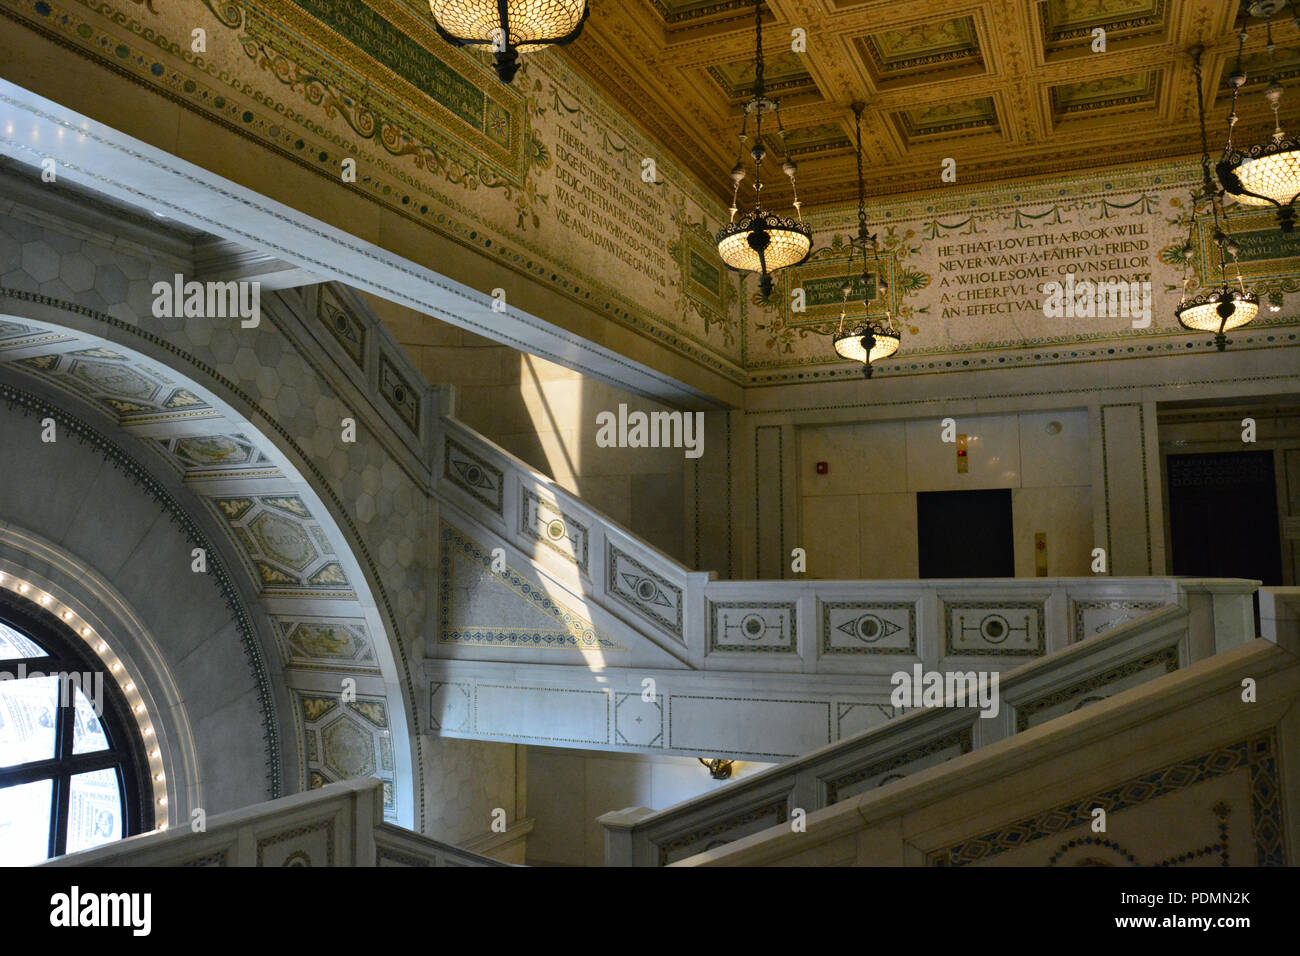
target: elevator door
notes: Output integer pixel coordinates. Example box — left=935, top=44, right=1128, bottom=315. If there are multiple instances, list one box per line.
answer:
left=916, top=489, right=1015, bottom=578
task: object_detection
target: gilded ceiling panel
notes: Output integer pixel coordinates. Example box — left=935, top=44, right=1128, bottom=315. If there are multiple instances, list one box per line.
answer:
left=558, top=0, right=1259, bottom=208
left=706, top=50, right=819, bottom=101
left=894, top=97, right=1001, bottom=140
left=1223, top=45, right=1300, bottom=89
left=767, top=122, right=852, bottom=158
left=649, top=0, right=742, bottom=19
left=1041, top=0, right=1165, bottom=37
left=1049, top=70, right=1163, bottom=118
left=860, top=15, right=983, bottom=73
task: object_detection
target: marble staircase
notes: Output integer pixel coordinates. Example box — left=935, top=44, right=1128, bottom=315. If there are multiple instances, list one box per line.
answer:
left=427, top=404, right=1258, bottom=768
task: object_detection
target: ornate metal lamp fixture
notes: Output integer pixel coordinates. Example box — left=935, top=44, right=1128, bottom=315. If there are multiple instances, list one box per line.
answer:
left=1217, top=2, right=1300, bottom=231
left=1179, top=47, right=1260, bottom=350
left=428, top=1, right=588, bottom=84
left=831, top=103, right=899, bottom=378
left=715, top=0, right=812, bottom=300
left=698, top=758, right=735, bottom=780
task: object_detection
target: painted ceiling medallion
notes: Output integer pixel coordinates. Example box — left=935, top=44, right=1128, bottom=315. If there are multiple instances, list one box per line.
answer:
left=428, top=0, right=589, bottom=83
left=715, top=0, right=812, bottom=300
left=831, top=103, right=900, bottom=378
left=1177, top=47, right=1258, bottom=350
left=1217, top=7, right=1300, bottom=232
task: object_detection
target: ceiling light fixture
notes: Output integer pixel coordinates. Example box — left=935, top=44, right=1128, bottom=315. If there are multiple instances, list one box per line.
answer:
left=832, top=103, right=899, bottom=378
left=1217, top=5, right=1300, bottom=231
left=428, top=1, right=588, bottom=84
left=1179, top=47, right=1259, bottom=350
left=715, top=0, right=811, bottom=300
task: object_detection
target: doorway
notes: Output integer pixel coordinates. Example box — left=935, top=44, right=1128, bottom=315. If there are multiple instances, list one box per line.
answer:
left=1166, top=451, right=1283, bottom=586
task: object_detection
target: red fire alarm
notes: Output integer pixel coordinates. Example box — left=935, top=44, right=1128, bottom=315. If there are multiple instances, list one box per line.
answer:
left=815, top=461, right=829, bottom=475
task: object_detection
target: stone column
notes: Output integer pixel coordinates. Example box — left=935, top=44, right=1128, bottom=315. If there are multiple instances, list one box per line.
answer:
left=1091, top=402, right=1166, bottom=575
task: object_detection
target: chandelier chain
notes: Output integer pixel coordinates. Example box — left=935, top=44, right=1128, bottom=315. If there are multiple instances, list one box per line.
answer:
left=854, top=104, right=867, bottom=238
left=713, top=0, right=812, bottom=297
left=1192, top=51, right=1216, bottom=202
left=1268, top=19, right=1286, bottom=139
left=1226, top=30, right=1246, bottom=151
left=752, top=0, right=765, bottom=210
left=1193, top=48, right=1238, bottom=287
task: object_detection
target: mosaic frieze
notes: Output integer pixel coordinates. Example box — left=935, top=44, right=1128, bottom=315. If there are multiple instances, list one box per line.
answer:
left=438, top=523, right=624, bottom=651
left=614, top=692, right=663, bottom=749
left=708, top=601, right=797, bottom=654
left=824, top=726, right=973, bottom=804
left=10, top=0, right=1296, bottom=394
left=295, top=691, right=397, bottom=823
left=943, top=601, right=1045, bottom=657
left=443, top=436, right=504, bottom=515
left=821, top=601, right=917, bottom=656
left=17, top=350, right=211, bottom=419
left=606, top=545, right=682, bottom=641
left=274, top=618, right=379, bottom=673
left=318, top=287, right=367, bottom=367
left=212, top=494, right=353, bottom=593
left=6, top=0, right=744, bottom=385
left=1070, top=599, right=1168, bottom=643
left=747, top=160, right=1300, bottom=378
left=520, top=488, right=589, bottom=575
left=1014, top=645, right=1179, bottom=732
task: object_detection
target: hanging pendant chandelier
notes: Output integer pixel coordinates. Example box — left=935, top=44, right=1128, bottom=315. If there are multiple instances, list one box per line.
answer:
left=1216, top=5, right=1300, bottom=232
left=715, top=0, right=812, bottom=300
left=1179, top=47, right=1260, bottom=350
left=429, top=1, right=588, bottom=84
left=831, top=103, right=899, bottom=378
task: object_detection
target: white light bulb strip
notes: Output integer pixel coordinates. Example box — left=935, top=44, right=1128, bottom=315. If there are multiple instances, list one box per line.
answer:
left=0, top=570, right=169, bottom=829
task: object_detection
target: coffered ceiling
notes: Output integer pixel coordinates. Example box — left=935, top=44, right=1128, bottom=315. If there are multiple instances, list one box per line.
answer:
left=561, top=0, right=1299, bottom=207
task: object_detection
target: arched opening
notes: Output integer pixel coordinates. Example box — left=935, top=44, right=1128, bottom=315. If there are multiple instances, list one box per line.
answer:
left=0, top=297, right=419, bottom=835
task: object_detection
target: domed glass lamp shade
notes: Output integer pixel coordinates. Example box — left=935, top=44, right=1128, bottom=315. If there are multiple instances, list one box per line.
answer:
left=428, top=1, right=588, bottom=83
left=1216, top=20, right=1300, bottom=231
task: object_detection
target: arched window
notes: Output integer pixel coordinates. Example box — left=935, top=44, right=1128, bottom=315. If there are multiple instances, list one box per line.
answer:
left=0, top=595, right=152, bottom=865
